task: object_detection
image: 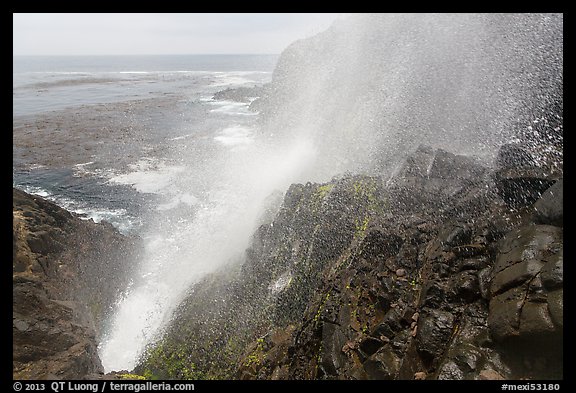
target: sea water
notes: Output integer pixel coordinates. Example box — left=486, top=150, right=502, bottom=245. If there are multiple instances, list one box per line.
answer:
left=13, top=54, right=292, bottom=371
left=13, top=54, right=277, bottom=235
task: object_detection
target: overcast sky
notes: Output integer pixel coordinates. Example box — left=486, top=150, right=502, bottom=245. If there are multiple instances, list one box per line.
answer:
left=13, top=13, right=342, bottom=56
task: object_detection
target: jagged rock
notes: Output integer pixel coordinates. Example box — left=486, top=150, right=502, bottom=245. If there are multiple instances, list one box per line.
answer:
left=493, top=225, right=562, bottom=276
left=420, top=279, right=450, bottom=309
left=533, top=179, right=563, bottom=226
left=358, top=336, right=385, bottom=358
left=415, top=309, right=455, bottom=360
left=387, top=146, right=490, bottom=214
left=397, top=145, right=435, bottom=178
left=428, top=149, right=486, bottom=180
left=494, top=167, right=557, bottom=208
left=540, top=248, right=563, bottom=290
left=138, top=143, right=562, bottom=380
left=449, top=271, right=480, bottom=303
left=438, top=222, right=472, bottom=250
left=488, top=286, right=526, bottom=342
left=486, top=223, right=562, bottom=347
left=320, top=322, right=348, bottom=375
left=12, top=188, right=137, bottom=379
left=372, top=308, right=405, bottom=338
left=496, top=143, right=536, bottom=169
left=491, top=260, right=545, bottom=296
left=437, top=360, right=465, bottom=380
left=363, top=346, right=401, bottom=379
left=494, top=139, right=561, bottom=210
left=453, top=344, right=482, bottom=373
left=519, top=302, right=556, bottom=337
left=546, top=289, right=563, bottom=329
left=458, top=257, right=488, bottom=272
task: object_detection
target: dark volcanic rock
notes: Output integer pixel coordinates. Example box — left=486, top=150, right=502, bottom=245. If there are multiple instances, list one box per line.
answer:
left=486, top=222, right=562, bottom=378
left=213, top=86, right=264, bottom=103
left=13, top=188, right=139, bottom=379
left=227, top=145, right=562, bottom=380
left=428, top=149, right=486, bottom=180
left=387, top=146, right=491, bottom=217
left=494, top=167, right=557, bottom=208
left=491, top=225, right=562, bottom=280
left=488, top=286, right=526, bottom=342
left=319, top=322, right=348, bottom=376
left=533, top=179, right=563, bottom=226
left=395, top=145, right=435, bottom=178
left=137, top=141, right=561, bottom=381
left=494, top=139, right=562, bottom=209
left=415, top=309, right=455, bottom=361
left=496, top=143, right=536, bottom=169
left=363, top=346, right=401, bottom=380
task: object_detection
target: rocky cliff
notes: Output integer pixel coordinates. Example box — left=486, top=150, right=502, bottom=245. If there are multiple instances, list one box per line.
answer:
left=12, top=189, right=140, bottom=379
left=234, top=142, right=563, bottom=380
left=134, top=13, right=562, bottom=380
left=136, top=114, right=562, bottom=379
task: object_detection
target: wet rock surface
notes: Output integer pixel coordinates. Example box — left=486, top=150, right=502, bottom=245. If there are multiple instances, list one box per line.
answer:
left=13, top=188, right=140, bottom=379
left=16, top=133, right=561, bottom=380
left=137, top=134, right=562, bottom=380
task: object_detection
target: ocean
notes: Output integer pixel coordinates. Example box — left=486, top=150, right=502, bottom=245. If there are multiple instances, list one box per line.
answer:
left=14, top=54, right=293, bottom=371
left=13, top=54, right=277, bottom=235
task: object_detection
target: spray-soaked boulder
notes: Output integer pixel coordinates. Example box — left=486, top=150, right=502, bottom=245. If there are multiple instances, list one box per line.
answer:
left=487, top=225, right=562, bottom=345
left=387, top=146, right=490, bottom=215
left=495, top=143, right=536, bottom=169
left=415, top=309, right=455, bottom=360
left=494, top=167, right=556, bottom=208
left=533, top=179, right=563, bottom=226
left=494, top=140, right=562, bottom=209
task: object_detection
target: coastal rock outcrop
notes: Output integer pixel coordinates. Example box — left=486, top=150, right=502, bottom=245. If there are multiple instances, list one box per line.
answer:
left=230, top=142, right=562, bottom=380
left=137, top=131, right=562, bottom=380
left=13, top=189, right=140, bottom=379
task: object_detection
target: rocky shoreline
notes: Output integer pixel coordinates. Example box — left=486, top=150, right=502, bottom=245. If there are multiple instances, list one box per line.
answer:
left=13, top=13, right=562, bottom=381
left=12, top=189, right=141, bottom=379
left=12, top=116, right=563, bottom=381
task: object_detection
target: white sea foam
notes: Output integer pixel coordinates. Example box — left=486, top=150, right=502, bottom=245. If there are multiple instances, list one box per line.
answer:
left=72, top=161, right=97, bottom=177
left=214, top=126, right=254, bottom=146
left=108, top=158, right=185, bottom=195
left=208, top=100, right=257, bottom=116
left=27, top=163, right=47, bottom=170
left=156, top=192, right=199, bottom=211
left=15, top=184, right=137, bottom=234
left=17, top=184, right=50, bottom=198
left=209, top=72, right=257, bottom=87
